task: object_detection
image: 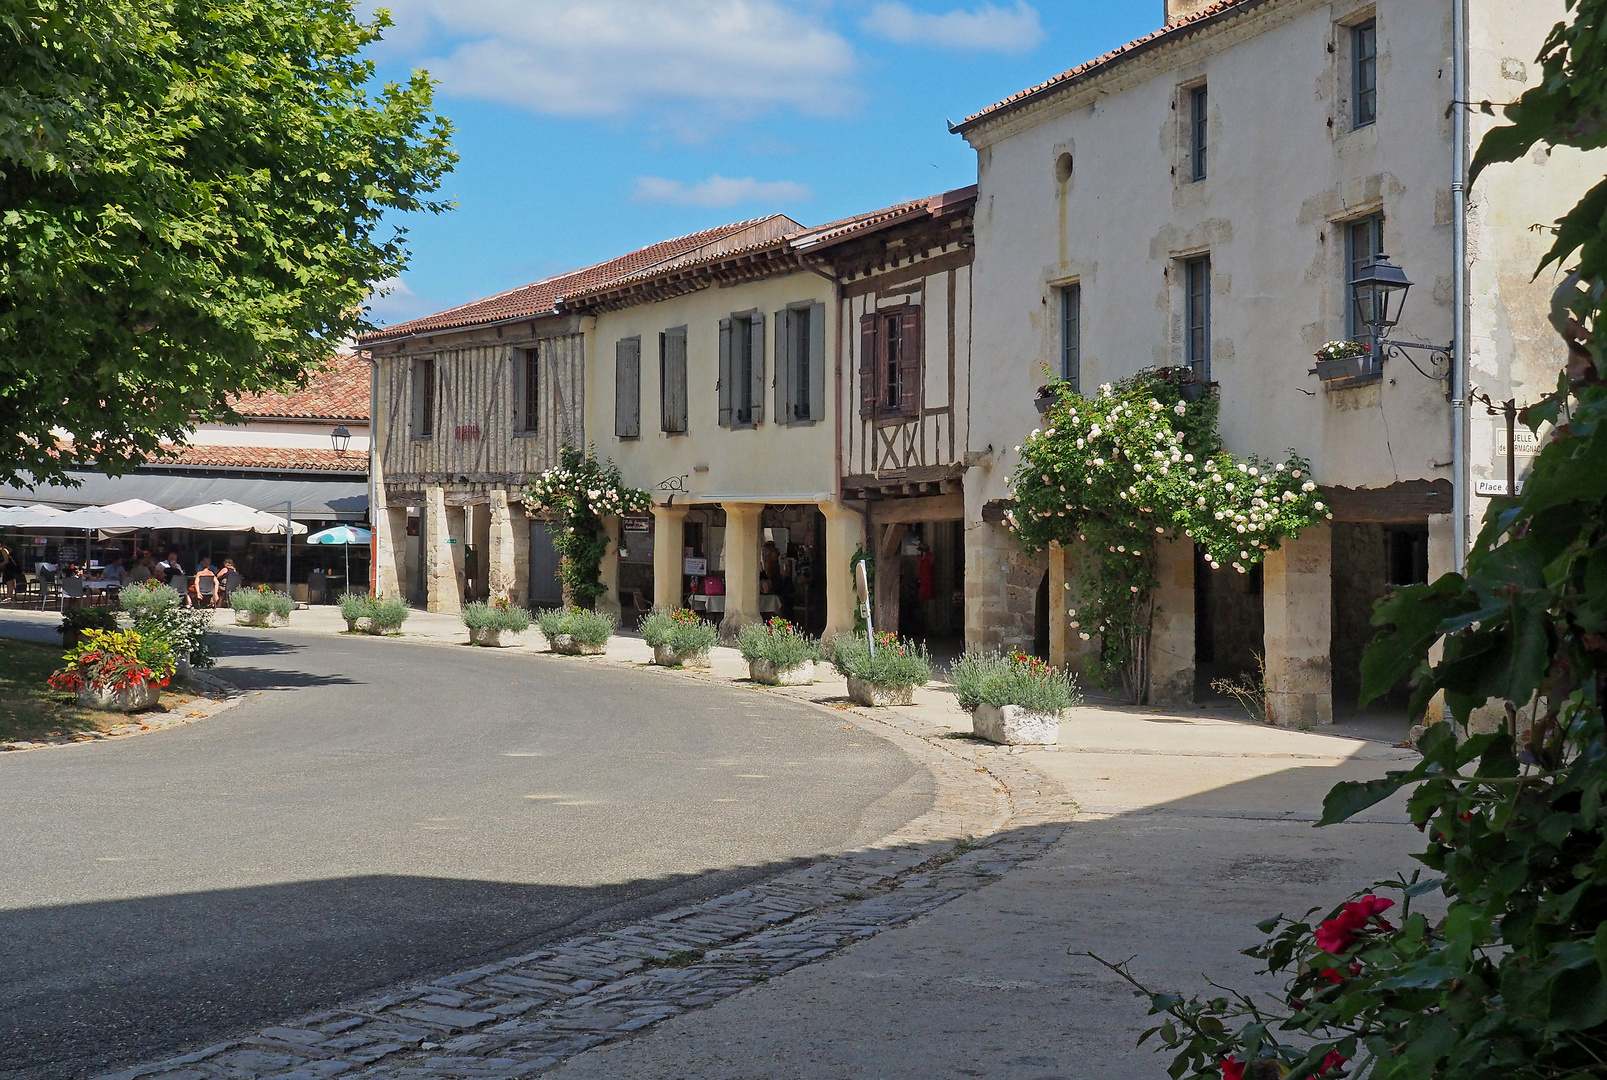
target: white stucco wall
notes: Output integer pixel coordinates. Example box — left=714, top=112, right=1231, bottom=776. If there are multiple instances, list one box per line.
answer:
left=188, top=420, right=372, bottom=452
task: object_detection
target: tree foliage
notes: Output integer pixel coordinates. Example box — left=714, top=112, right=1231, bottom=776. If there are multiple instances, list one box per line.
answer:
left=1113, top=3, right=1607, bottom=1076
left=0, top=0, right=455, bottom=487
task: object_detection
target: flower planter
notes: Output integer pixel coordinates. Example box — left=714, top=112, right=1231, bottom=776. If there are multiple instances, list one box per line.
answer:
left=1033, top=393, right=1055, bottom=415
left=1311, top=355, right=1380, bottom=388
left=972, top=703, right=1061, bottom=745
left=235, top=610, right=288, bottom=627
left=470, top=627, right=526, bottom=648
left=344, top=617, right=367, bottom=633
left=751, top=658, right=815, bottom=686
left=653, top=642, right=709, bottom=668
left=551, top=634, right=606, bottom=656
left=846, top=675, right=914, bottom=707
left=61, top=629, right=82, bottom=650
left=76, top=680, right=160, bottom=713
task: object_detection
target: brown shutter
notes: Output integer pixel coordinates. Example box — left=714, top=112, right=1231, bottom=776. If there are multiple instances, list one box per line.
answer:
left=718, top=317, right=733, bottom=427
left=897, top=307, right=922, bottom=418
left=858, top=313, right=878, bottom=420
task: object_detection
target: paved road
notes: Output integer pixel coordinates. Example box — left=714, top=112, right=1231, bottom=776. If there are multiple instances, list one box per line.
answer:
left=0, top=627, right=931, bottom=1080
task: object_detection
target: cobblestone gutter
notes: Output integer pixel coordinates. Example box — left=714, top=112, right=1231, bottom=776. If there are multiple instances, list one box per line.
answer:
left=96, top=676, right=1072, bottom=1080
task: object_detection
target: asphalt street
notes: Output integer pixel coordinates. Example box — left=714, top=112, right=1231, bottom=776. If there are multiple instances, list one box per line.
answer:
left=0, top=626, right=932, bottom=1080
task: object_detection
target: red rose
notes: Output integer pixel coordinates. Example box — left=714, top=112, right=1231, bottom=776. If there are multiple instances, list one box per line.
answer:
left=1321, top=1050, right=1348, bottom=1074
left=1220, top=1057, right=1245, bottom=1080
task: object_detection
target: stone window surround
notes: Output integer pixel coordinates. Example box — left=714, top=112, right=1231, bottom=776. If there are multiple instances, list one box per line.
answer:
left=1332, top=3, right=1380, bottom=139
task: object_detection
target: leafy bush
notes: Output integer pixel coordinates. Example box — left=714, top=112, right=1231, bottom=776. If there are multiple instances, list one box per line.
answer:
left=831, top=632, right=931, bottom=689
left=738, top=617, right=819, bottom=669
left=639, top=609, right=676, bottom=648
left=48, top=629, right=175, bottom=693
left=950, top=650, right=1077, bottom=714
left=231, top=586, right=292, bottom=619
left=366, top=596, right=409, bottom=633
left=338, top=591, right=370, bottom=625
left=643, top=608, right=716, bottom=657
left=120, top=581, right=182, bottom=623
left=59, top=605, right=119, bottom=637
left=133, top=604, right=216, bottom=669
left=462, top=598, right=532, bottom=633
left=538, top=607, right=616, bottom=648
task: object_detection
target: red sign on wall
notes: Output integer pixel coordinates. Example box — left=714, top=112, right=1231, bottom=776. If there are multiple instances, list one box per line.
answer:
left=454, top=424, right=482, bottom=441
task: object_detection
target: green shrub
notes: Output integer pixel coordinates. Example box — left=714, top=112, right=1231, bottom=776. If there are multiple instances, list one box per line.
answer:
left=59, top=605, right=120, bottom=637
left=133, top=604, right=216, bottom=668
left=737, top=617, right=819, bottom=669
left=666, top=616, right=716, bottom=657
left=338, top=592, right=370, bottom=625
left=538, top=607, right=617, bottom=648
left=639, top=609, right=676, bottom=648
left=367, top=596, right=409, bottom=632
left=951, top=650, right=1078, bottom=714
left=231, top=587, right=292, bottom=619
left=120, top=581, right=182, bottom=623
left=462, top=599, right=531, bottom=633
left=831, top=632, right=932, bottom=689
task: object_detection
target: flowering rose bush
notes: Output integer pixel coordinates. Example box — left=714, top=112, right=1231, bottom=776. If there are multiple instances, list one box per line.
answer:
left=1008, top=368, right=1325, bottom=699
left=48, top=628, right=175, bottom=694
left=524, top=445, right=651, bottom=606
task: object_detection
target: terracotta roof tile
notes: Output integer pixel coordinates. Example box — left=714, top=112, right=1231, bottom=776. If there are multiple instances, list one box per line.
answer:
left=231, top=352, right=369, bottom=420
left=790, top=186, right=976, bottom=250
left=956, top=0, right=1261, bottom=132
left=149, top=445, right=364, bottom=473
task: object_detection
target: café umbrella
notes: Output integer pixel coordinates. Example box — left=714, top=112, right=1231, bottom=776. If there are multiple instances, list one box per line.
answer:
left=305, top=525, right=371, bottom=597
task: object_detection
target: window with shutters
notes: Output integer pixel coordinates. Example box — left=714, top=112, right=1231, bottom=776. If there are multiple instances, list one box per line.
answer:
left=1184, top=256, right=1211, bottom=383
left=411, top=356, right=435, bottom=440
left=614, top=336, right=641, bottom=439
left=718, top=310, right=765, bottom=429
left=777, top=301, right=826, bottom=425
left=661, top=326, right=688, bottom=435
left=514, top=348, right=540, bottom=435
left=1345, top=213, right=1385, bottom=341
left=859, top=305, right=922, bottom=423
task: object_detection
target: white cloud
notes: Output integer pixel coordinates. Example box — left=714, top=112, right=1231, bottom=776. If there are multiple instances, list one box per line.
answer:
left=365, top=276, right=434, bottom=326
left=860, top=1, right=1043, bottom=53
left=632, top=175, right=812, bottom=208
left=370, top=0, right=857, bottom=119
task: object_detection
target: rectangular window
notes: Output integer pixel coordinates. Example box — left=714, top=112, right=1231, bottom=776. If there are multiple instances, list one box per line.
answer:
left=412, top=356, right=435, bottom=439
left=515, top=348, right=540, bottom=434
left=1189, top=84, right=1208, bottom=182
left=660, top=326, right=688, bottom=434
left=779, top=301, right=826, bottom=424
left=614, top=336, right=640, bottom=439
left=860, top=306, right=922, bottom=421
left=1060, top=283, right=1081, bottom=391
left=1346, top=213, right=1385, bottom=340
left=1353, top=19, right=1378, bottom=128
left=718, top=310, right=765, bottom=428
left=1185, top=257, right=1211, bottom=382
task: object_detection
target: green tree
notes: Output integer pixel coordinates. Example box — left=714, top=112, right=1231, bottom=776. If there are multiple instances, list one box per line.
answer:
left=0, top=0, right=455, bottom=487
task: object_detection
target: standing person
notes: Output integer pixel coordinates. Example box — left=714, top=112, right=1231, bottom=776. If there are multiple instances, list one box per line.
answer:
left=0, top=545, right=20, bottom=603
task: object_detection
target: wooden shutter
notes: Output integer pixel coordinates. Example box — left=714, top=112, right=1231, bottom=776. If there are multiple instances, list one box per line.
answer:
left=808, top=301, right=826, bottom=424
left=747, top=310, right=765, bottom=426
left=511, top=351, right=525, bottom=434
left=615, top=337, right=640, bottom=439
left=776, top=307, right=794, bottom=424
left=718, top=317, right=733, bottom=427
left=858, top=313, right=878, bottom=420
left=661, top=327, right=687, bottom=433
left=897, top=307, right=922, bottom=418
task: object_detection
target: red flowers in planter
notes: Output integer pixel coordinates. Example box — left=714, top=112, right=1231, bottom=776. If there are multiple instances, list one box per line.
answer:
left=1315, top=894, right=1395, bottom=956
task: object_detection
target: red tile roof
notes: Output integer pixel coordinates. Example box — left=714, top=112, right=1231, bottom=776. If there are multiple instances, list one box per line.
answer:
left=149, top=445, right=365, bottom=473
left=230, top=352, right=369, bottom=421
left=954, top=0, right=1262, bottom=134
left=790, top=186, right=976, bottom=251
left=360, top=216, right=800, bottom=342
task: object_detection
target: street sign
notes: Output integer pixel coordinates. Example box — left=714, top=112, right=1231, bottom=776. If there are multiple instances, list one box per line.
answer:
left=1475, top=478, right=1525, bottom=497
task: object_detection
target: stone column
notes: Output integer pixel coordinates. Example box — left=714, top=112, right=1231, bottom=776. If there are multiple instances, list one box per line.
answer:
left=651, top=505, right=688, bottom=612
left=424, top=487, right=464, bottom=614
left=821, top=502, right=862, bottom=644
left=1148, top=536, right=1196, bottom=705
left=374, top=503, right=408, bottom=601
left=486, top=489, right=517, bottom=602
left=1263, top=524, right=1332, bottom=726
left=718, top=502, right=762, bottom=642
left=597, top=515, right=623, bottom=622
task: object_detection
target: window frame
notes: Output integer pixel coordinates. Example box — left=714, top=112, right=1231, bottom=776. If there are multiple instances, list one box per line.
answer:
left=514, top=347, right=541, bottom=437
left=1184, top=256, right=1211, bottom=383
left=718, top=309, right=765, bottom=429
left=1059, top=283, right=1081, bottom=392
left=1188, top=84, right=1208, bottom=182
left=411, top=356, right=436, bottom=441
left=863, top=304, right=922, bottom=424
left=1345, top=212, right=1385, bottom=342
left=778, top=300, right=826, bottom=425
left=1352, top=18, right=1378, bottom=129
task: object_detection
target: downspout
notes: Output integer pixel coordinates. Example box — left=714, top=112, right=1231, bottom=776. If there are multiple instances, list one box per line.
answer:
left=1451, top=0, right=1470, bottom=571
left=362, top=348, right=378, bottom=593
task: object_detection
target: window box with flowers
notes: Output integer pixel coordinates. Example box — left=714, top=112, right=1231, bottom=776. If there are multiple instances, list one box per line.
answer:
left=1310, top=340, right=1379, bottom=388
left=832, top=632, right=932, bottom=706
left=738, top=617, right=819, bottom=685
left=951, top=650, right=1080, bottom=745
left=49, top=628, right=176, bottom=712
left=641, top=608, right=717, bottom=667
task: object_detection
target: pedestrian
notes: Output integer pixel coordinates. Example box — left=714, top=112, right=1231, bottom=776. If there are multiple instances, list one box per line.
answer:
left=0, top=545, right=20, bottom=603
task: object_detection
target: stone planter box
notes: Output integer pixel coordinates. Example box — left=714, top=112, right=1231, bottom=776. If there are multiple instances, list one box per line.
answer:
left=470, top=627, right=526, bottom=648
left=551, top=634, right=606, bottom=656
left=1310, top=354, right=1380, bottom=389
left=846, top=675, right=914, bottom=707
left=972, top=703, right=1061, bottom=745
left=750, top=658, right=815, bottom=686
left=654, top=643, right=710, bottom=668
left=77, top=680, right=160, bottom=713
left=235, top=610, right=288, bottom=627
left=362, top=624, right=405, bottom=637
left=344, top=617, right=368, bottom=633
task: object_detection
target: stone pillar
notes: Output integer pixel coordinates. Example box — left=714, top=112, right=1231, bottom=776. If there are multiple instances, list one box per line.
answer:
left=718, top=502, right=762, bottom=642
left=963, top=519, right=1045, bottom=655
left=486, top=490, right=517, bottom=602
left=424, top=487, right=464, bottom=614
left=651, top=505, right=688, bottom=612
left=1148, top=537, right=1196, bottom=705
left=1263, top=524, right=1332, bottom=726
left=597, top=515, right=623, bottom=622
left=821, top=502, right=862, bottom=644
left=375, top=503, right=408, bottom=601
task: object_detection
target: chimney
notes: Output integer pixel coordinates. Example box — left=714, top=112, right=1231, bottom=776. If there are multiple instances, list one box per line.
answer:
left=1165, top=0, right=1217, bottom=25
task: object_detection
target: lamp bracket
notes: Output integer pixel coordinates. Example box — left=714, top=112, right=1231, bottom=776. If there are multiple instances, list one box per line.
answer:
left=1373, top=337, right=1453, bottom=384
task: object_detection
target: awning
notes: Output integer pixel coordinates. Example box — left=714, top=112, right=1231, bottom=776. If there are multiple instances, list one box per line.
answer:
left=10, top=471, right=367, bottom=521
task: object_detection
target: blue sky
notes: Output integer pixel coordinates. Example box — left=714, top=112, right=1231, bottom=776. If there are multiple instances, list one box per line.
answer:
left=361, top=1, right=1160, bottom=326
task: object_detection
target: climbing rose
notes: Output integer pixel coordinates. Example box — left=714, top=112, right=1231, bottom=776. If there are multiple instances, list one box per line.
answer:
left=1220, top=1056, right=1245, bottom=1080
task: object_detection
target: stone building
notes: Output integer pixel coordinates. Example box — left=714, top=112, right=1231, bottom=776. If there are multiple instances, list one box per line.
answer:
left=951, top=0, right=1603, bottom=721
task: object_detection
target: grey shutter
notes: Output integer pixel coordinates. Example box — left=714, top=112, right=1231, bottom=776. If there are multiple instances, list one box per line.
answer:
left=748, top=310, right=765, bottom=426
left=718, top=318, right=733, bottom=428
left=661, top=327, right=687, bottom=433
left=775, top=307, right=793, bottom=425
left=808, top=301, right=826, bottom=424
left=511, top=351, right=526, bottom=434
left=411, top=359, right=423, bottom=436
left=615, top=337, right=640, bottom=439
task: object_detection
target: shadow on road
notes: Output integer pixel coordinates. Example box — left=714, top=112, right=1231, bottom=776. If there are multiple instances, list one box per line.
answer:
left=211, top=635, right=311, bottom=658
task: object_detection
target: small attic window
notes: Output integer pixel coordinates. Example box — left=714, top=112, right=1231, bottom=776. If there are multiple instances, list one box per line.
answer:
left=1054, top=152, right=1074, bottom=183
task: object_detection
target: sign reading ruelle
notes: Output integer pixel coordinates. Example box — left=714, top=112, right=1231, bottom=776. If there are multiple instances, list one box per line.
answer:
left=454, top=424, right=482, bottom=441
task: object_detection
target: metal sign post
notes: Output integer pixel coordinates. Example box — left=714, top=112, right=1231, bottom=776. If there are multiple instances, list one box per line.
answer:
left=854, top=560, right=875, bottom=658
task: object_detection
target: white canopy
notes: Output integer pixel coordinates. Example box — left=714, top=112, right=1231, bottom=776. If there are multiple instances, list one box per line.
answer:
left=53, top=505, right=215, bottom=532
left=0, top=504, right=69, bottom=528
left=176, top=499, right=308, bottom=535
left=101, top=498, right=169, bottom=517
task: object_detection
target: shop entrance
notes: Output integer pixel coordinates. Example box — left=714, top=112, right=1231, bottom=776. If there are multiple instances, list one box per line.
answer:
left=870, top=514, right=965, bottom=660
left=1194, top=545, right=1265, bottom=700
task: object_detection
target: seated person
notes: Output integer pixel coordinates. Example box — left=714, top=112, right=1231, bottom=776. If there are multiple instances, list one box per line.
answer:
left=102, top=556, right=125, bottom=585
left=189, top=556, right=219, bottom=605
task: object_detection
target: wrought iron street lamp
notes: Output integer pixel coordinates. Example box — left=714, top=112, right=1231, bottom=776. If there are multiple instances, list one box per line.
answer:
left=331, top=425, right=352, bottom=455
left=1353, top=254, right=1452, bottom=385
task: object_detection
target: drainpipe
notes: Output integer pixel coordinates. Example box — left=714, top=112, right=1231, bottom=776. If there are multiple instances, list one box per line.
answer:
left=361, top=348, right=378, bottom=593
left=1451, top=0, right=1470, bottom=571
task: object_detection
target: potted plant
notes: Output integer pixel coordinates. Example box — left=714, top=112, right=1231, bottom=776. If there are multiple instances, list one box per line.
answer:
left=58, top=605, right=120, bottom=649
left=123, top=591, right=216, bottom=676
left=231, top=585, right=293, bottom=627
left=120, top=580, right=183, bottom=624
left=1310, top=340, right=1377, bottom=386
left=339, top=591, right=371, bottom=632
left=831, top=631, right=932, bottom=707
left=48, top=628, right=175, bottom=712
left=738, top=617, right=820, bottom=685
left=951, top=649, right=1079, bottom=745
left=463, top=598, right=531, bottom=647
left=538, top=607, right=616, bottom=655
left=364, top=596, right=410, bottom=635
left=641, top=608, right=717, bottom=667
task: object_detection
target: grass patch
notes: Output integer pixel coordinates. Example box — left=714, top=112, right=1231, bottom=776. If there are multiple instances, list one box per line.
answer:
left=0, top=638, right=136, bottom=742
left=643, top=949, right=705, bottom=969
